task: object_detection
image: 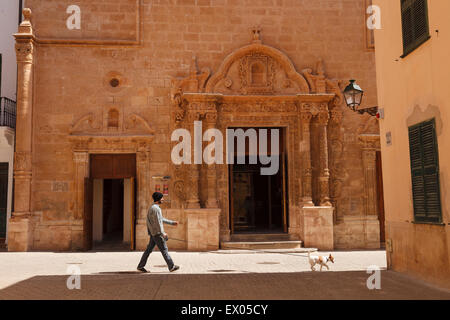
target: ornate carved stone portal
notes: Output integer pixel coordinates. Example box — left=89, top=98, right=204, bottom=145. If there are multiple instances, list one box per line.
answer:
left=67, top=108, right=155, bottom=250
left=170, top=33, right=347, bottom=248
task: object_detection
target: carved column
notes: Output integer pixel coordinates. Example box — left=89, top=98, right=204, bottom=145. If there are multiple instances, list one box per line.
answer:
left=300, top=105, right=314, bottom=206
left=205, top=111, right=219, bottom=208
left=12, top=9, right=35, bottom=218
left=359, top=135, right=380, bottom=217
left=362, top=150, right=377, bottom=216
left=329, top=108, right=344, bottom=222
left=358, top=134, right=381, bottom=249
left=317, top=106, right=332, bottom=207
left=186, top=111, right=201, bottom=209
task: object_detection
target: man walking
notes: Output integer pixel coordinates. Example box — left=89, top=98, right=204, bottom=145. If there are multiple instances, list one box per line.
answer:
left=137, top=192, right=180, bottom=273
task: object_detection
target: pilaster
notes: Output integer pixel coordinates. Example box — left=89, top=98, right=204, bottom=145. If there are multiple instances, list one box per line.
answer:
left=300, top=103, right=314, bottom=206
left=317, top=104, right=332, bottom=207
left=8, top=9, right=36, bottom=252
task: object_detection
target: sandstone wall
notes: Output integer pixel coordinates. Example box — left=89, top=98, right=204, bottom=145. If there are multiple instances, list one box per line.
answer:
left=21, top=0, right=379, bottom=251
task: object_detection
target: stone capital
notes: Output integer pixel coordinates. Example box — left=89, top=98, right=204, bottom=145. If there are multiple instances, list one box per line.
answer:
left=300, top=112, right=313, bottom=123
left=358, top=134, right=381, bottom=150
left=330, top=109, right=343, bottom=124
left=187, top=111, right=202, bottom=123
left=15, top=42, right=34, bottom=63
left=136, top=151, right=149, bottom=163
left=14, top=151, right=32, bottom=172
left=317, top=111, right=330, bottom=125
left=73, top=152, right=89, bottom=164
left=204, top=111, right=218, bottom=125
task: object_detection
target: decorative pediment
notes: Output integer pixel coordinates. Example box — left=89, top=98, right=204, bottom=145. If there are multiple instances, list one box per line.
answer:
left=171, top=29, right=345, bottom=105
left=70, top=111, right=154, bottom=137
left=205, top=40, right=310, bottom=95
left=70, top=113, right=102, bottom=134
left=124, top=113, right=155, bottom=135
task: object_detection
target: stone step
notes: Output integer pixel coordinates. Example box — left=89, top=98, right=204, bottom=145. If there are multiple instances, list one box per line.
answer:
left=220, top=240, right=303, bottom=250
left=230, top=233, right=300, bottom=242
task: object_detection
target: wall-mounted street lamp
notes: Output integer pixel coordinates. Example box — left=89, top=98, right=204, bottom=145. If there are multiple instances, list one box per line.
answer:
left=343, top=80, right=379, bottom=117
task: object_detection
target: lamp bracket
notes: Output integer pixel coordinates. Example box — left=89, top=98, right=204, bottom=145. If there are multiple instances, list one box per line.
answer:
left=356, top=106, right=378, bottom=117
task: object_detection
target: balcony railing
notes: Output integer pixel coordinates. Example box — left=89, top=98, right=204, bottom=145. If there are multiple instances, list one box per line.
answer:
left=0, top=97, right=16, bottom=129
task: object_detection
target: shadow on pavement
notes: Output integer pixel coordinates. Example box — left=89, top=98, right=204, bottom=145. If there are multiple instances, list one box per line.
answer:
left=0, top=270, right=449, bottom=300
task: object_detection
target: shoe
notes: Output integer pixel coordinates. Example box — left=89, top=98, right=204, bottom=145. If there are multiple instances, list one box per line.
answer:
left=170, top=265, right=180, bottom=272
left=137, top=267, right=148, bottom=273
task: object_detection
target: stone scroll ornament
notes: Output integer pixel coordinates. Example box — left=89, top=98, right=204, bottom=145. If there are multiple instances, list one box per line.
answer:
left=302, top=59, right=345, bottom=108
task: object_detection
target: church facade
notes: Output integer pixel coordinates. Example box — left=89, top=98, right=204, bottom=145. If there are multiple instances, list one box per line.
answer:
left=8, top=0, right=382, bottom=252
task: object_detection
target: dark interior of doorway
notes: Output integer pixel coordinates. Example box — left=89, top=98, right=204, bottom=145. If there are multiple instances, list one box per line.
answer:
left=232, top=156, right=285, bottom=234
left=103, top=179, right=124, bottom=242
left=0, top=163, right=8, bottom=240
left=93, top=179, right=127, bottom=251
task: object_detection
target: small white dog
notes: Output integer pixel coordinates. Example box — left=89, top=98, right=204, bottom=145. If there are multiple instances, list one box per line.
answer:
left=308, top=251, right=335, bottom=271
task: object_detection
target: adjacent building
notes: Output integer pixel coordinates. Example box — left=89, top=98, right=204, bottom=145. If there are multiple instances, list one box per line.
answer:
left=8, top=0, right=383, bottom=253
left=373, top=0, right=450, bottom=288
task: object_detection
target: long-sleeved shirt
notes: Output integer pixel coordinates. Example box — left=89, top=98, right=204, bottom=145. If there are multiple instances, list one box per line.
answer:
left=146, top=204, right=176, bottom=236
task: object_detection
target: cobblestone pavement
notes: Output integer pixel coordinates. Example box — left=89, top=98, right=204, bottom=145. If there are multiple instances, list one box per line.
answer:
left=0, top=250, right=448, bottom=300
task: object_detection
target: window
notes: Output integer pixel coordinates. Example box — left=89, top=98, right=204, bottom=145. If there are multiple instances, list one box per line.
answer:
left=401, top=0, right=430, bottom=57
left=408, top=119, right=442, bottom=224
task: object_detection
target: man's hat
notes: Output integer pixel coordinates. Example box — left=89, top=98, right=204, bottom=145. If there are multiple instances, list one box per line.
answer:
left=152, top=192, right=164, bottom=202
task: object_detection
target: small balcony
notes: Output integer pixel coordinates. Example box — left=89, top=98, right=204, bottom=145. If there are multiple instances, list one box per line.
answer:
left=0, top=97, right=16, bottom=129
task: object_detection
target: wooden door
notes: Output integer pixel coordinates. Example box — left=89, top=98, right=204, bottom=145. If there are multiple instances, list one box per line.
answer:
left=129, top=177, right=136, bottom=250
left=281, top=152, right=288, bottom=233
left=83, top=178, right=94, bottom=251
left=0, top=163, right=8, bottom=238
left=90, top=154, right=136, bottom=179
left=376, top=152, right=386, bottom=243
left=229, top=164, right=235, bottom=234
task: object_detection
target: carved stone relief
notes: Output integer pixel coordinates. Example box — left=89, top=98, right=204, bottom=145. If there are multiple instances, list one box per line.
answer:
left=239, top=53, right=276, bottom=95
left=169, top=31, right=348, bottom=236
left=70, top=110, right=154, bottom=137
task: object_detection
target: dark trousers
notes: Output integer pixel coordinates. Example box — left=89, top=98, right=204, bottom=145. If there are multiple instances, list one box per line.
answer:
left=138, top=234, right=174, bottom=271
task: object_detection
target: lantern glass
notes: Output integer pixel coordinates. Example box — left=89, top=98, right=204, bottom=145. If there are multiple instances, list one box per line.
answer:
left=343, top=80, right=364, bottom=110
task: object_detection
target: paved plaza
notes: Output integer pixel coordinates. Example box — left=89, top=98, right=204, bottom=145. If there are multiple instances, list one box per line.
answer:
left=0, top=249, right=448, bottom=300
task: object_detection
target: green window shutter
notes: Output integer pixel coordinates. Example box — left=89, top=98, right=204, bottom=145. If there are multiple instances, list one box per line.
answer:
left=408, top=119, right=442, bottom=223
left=401, top=0, right=415, bottom=52
left=401, top=0, right=430, bottom=56
left=421, top=121, right=441, bottom=221
left=409, top=125, right=426, bottom=219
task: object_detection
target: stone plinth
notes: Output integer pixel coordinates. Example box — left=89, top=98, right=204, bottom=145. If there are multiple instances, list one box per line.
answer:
left=135, top=219, right=149, bottom=251
left=301, top=206, right=334, bottom=250
left=7, top=216, right=35, bottom=251
left=136, top=209, right=187, bottom=251
left=186, top=208, right=221, bottom=252
left=334, top=215, right=380, bottom=249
